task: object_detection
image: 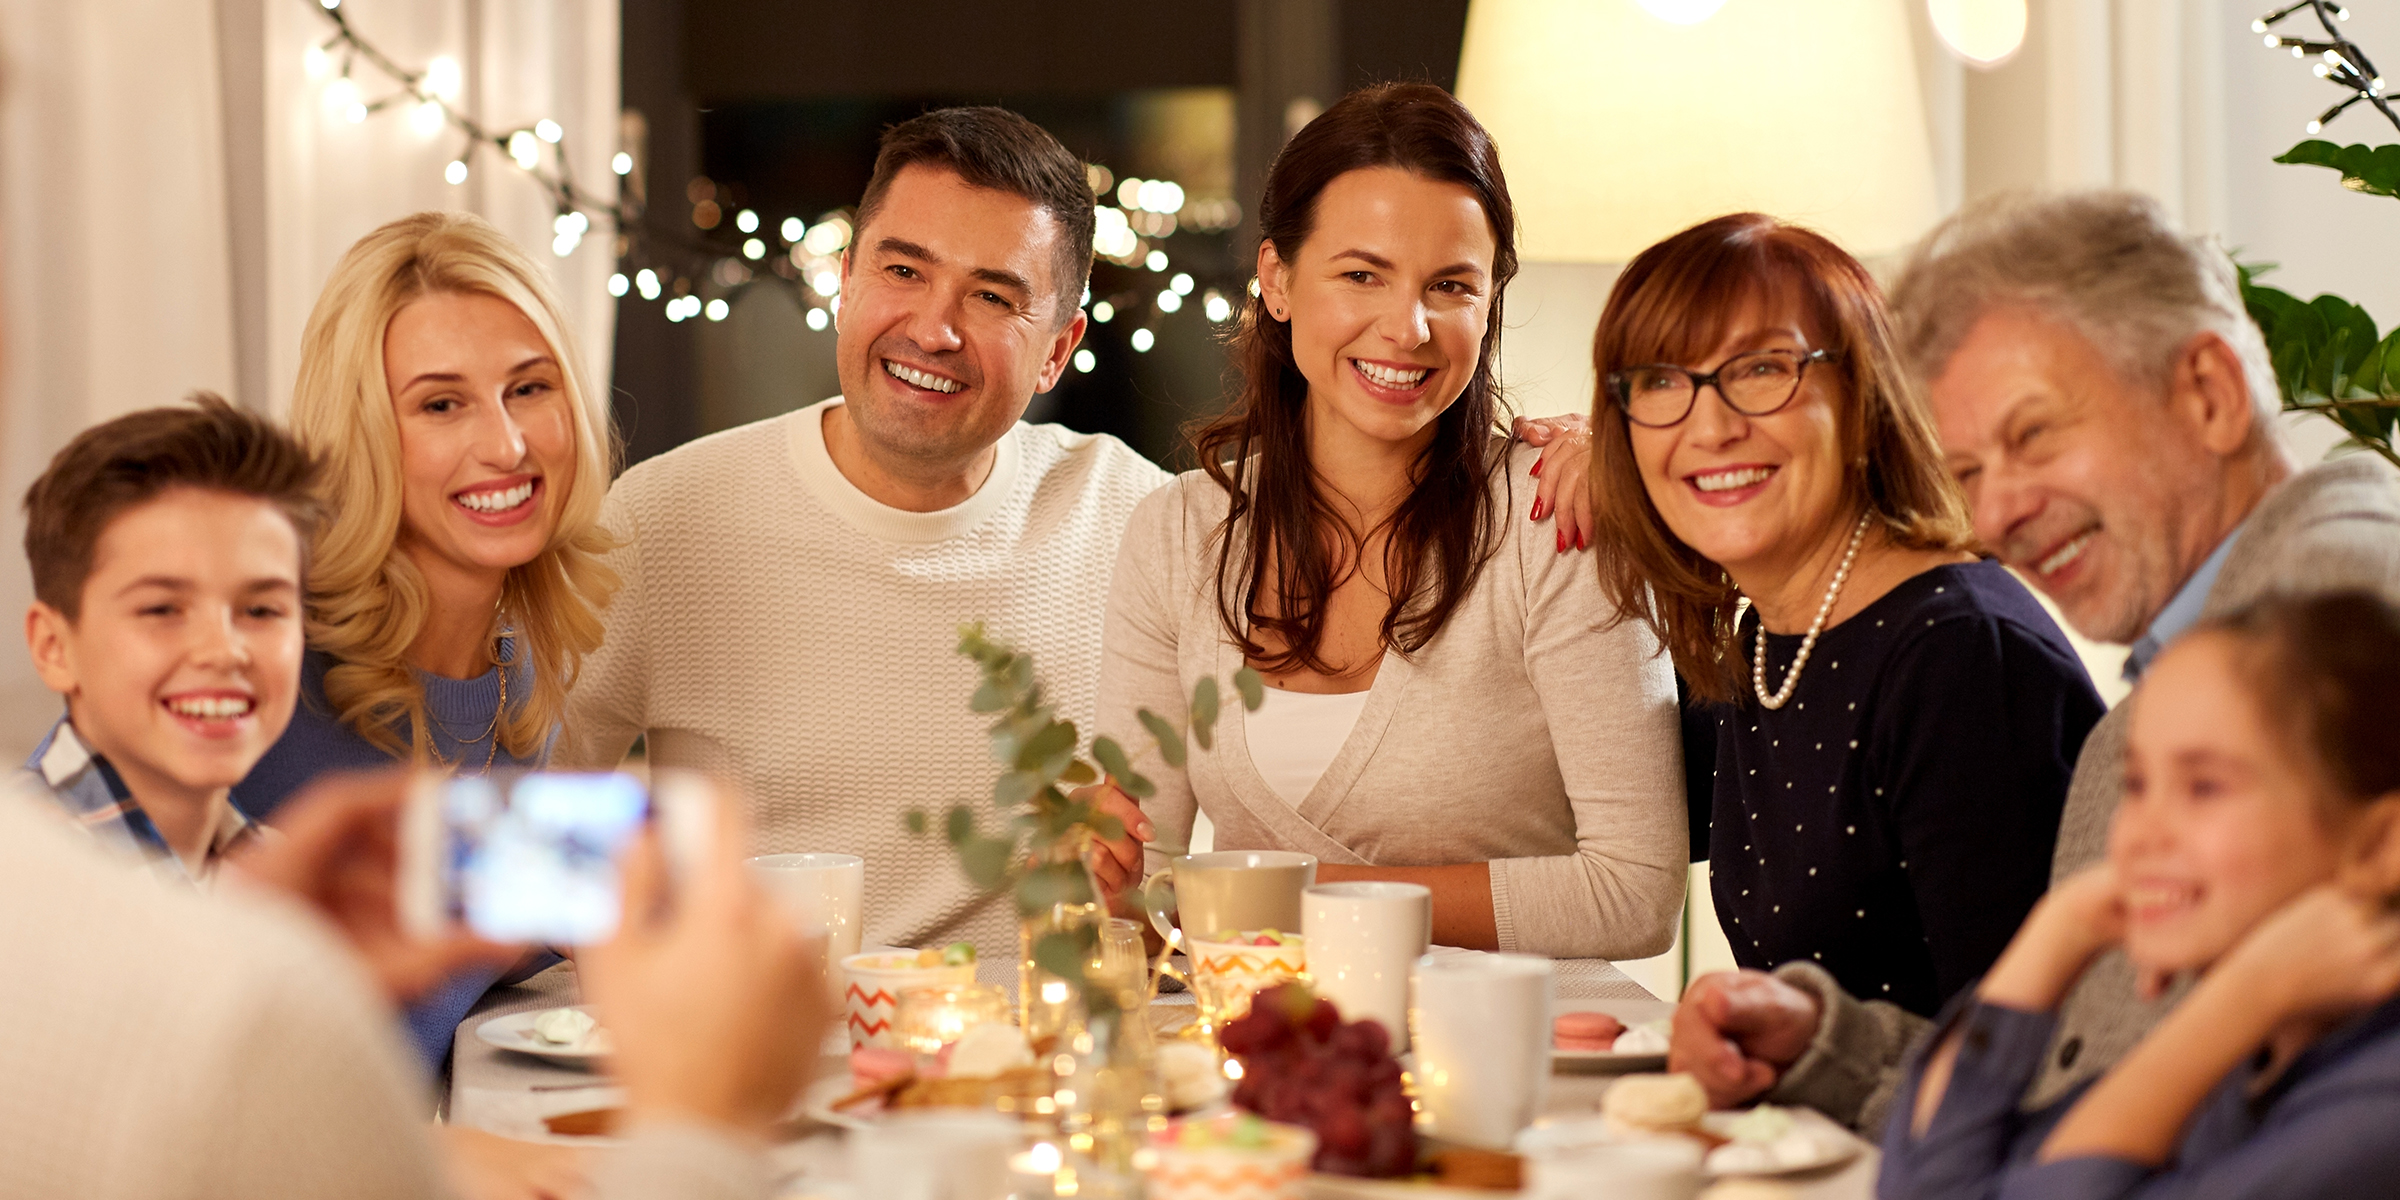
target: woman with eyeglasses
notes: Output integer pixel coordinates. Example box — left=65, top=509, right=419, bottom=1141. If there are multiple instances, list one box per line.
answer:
left=1582, top=214, right=2104, bottom=1105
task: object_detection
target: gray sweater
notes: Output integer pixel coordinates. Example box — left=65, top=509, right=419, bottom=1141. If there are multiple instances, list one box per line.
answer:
left=1767, top=456, right=2400, bottom=1132
left=1097, top=441, right=1688, bottom=959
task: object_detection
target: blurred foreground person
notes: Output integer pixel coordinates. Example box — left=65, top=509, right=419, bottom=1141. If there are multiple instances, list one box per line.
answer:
left=0, top=768, right=824, bottom=1200
left=1668, top=193, right=2400, bottom=1133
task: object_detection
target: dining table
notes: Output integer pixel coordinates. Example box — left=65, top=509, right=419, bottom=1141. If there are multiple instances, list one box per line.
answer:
left=448, top=958, right=1879, bottom=1199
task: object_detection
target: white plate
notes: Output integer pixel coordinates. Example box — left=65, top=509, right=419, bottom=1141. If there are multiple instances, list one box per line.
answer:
left=1550, top=998, right=1673, bottom=1070
left=1698, top=1105, right=1863, bottom=1177
left=800, top=1071, right=881, bottom=1131
left=475, top=1006, right=611, bottom=1064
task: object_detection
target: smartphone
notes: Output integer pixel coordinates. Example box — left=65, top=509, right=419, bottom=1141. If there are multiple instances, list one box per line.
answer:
left=399, top=770, right=713, bottom=946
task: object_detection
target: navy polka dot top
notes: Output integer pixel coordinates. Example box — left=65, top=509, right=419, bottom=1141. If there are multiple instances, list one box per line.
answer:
left=1695, top=560, right=2104, bottom=1017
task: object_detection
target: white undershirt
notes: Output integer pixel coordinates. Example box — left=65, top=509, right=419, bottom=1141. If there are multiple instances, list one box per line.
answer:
left=1244, top=686, right=1372, bottom=807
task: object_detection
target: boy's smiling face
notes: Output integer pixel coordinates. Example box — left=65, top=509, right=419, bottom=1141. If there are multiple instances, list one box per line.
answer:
left=27, top=487, right=304, bottom=809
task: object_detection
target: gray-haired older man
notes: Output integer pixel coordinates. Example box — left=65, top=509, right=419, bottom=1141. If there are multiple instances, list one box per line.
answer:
left=1666, top=191, right=2400, bottom=1132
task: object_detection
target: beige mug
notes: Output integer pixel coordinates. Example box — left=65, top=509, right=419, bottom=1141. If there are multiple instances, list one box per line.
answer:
left=1145, top=850, right=1318, bottom=945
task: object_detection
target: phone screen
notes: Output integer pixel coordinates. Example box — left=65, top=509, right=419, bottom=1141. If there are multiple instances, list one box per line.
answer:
left=432, top=772, right=650, bottom=945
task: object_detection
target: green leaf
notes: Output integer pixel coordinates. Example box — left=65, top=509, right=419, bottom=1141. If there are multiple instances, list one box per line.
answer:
left=1016, top=861, right=1097, bottom=914
left=1033, top=928, right=1096, bottom=988
left=1089, top=813, right=1125, bottom=842
left=1138, top=708, right=1187, bottom=767
left=1059, top=759, right=1098, bottom=786
left=970, top=680, right=1010, bottom=713
left=1115, top=768, right=1157, bottom=800
left=1234, top=666, right=1266, bottom=711
left=1189, top=677, right=1220, bottom=751
left=945, top=804, right=975, bottom=846
left=1015, top=720, right=1077, bottom=778
left=2276, top=140, right=2400, bottom=201
left=993, top=769, right=1042, bottom=811
left=1092, top=736, right=1136, bottom=781
left=904, top=809, right=929, bottom=836
left=959, top=835, right=1015, bottom=891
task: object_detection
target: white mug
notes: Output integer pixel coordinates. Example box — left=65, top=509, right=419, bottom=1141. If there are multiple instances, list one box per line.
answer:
left=1525, top=1139, right=1702, bottom=1200
left=1410, top=952, right=1553, bottom=1150
left=1301, top=882, right=1431, bottom=1051
left=747, top=852, right=865, bottom=966
left=848, top=1112, right=1018, bottom=1200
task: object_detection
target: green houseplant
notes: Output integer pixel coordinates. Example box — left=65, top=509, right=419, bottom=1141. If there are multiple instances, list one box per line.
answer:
left=2239, top=2, right=2400, bottom=468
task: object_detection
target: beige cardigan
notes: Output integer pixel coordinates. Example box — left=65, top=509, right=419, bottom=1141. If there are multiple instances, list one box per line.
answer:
left=1097, top=441, right=1687, bottom=959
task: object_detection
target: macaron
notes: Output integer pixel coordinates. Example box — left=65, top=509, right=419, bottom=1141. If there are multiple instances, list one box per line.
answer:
left=1553, top=1010, right=1626, bottom=1051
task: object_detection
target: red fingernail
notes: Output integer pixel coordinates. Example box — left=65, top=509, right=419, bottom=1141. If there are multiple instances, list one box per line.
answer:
left=1531, top=500, right=1545, bottom=520
left=1529, top=458, right=1543, bottom=477
left=1577, top=532, right=1588, bottom=550
left=1557, top=530, right=1567, bottom=552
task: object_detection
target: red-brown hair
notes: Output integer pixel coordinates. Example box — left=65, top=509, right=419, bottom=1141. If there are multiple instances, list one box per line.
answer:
left=1586, top=213, right=1973, bottom=703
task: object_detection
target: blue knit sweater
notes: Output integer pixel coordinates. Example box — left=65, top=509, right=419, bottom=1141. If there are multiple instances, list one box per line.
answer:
left=234, top=641, right=553, bottom=1073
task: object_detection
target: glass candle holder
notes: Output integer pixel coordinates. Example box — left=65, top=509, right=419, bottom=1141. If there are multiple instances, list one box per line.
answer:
left=894, top=983, right=1014, bottom=1055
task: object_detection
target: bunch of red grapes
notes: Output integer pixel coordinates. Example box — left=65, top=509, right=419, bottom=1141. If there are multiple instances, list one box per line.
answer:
left=1219, top=984, right=1417, bottom=1178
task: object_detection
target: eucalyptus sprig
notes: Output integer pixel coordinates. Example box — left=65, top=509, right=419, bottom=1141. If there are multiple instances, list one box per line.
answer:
left=905, top=623, right=1263, bottom=1012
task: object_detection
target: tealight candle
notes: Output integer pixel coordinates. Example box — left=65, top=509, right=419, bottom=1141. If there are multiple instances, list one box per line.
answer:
left=894, top=983, right=1012, bottom=1054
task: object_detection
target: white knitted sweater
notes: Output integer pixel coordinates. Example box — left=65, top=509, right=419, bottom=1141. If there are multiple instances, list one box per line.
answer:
left=562, top=399, right=1170, bottom=976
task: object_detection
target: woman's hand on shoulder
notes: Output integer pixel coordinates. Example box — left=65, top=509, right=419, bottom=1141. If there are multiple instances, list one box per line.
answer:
left=1978, top=864, right=2130, bottom=1011
left=1513, top=413, right=1594, bottom=554
left=2214, top=884, right=2400, bottom=1027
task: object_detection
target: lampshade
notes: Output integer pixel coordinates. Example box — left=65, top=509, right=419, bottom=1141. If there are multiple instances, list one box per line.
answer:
left=1456, top=0, right=1941, bottom=263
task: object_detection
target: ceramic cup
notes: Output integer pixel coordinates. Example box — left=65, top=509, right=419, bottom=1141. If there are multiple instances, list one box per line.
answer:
left=849, top=1111, right=1019, bottom=1200
left=1146, top=850, right=1318, bottom=945
left=1187, top=933, right=1307, bottom=1032
left=842, top=950, right=976, bottom=1048
left=1410, top=952, right=1554, bottom=1150
left=1147, top=1114, right=1317, bottom=1200
left=1524, top=1139, right=1703, bottom=1200
left=747, top=852, right=865, bottom=965
left=1301, top=882, right=1432, bottom=1051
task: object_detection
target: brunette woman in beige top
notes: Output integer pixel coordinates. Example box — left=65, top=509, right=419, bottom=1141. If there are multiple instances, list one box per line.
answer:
left=1087, top=84, right=1686, bottom=959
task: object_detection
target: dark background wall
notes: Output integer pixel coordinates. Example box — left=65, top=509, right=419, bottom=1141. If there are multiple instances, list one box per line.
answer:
left=610, top=0, right=1470, bottom=471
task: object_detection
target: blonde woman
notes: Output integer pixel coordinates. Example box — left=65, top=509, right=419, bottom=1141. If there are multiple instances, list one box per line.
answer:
left=235, top=210, right=617, bottom=1070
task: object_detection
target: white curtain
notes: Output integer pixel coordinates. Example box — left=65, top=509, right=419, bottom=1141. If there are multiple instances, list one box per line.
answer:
left=0, top=0, right=618, bottom=763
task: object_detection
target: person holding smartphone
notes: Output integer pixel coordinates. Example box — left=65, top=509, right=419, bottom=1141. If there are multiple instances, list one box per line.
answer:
left=0, top=764, right=826, bottom=1200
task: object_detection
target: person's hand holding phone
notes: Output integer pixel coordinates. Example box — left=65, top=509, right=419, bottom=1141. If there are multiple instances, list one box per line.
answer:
left=581, top=782, right=829, bottom=1137
left=226, top=768, right=522, bottom=1002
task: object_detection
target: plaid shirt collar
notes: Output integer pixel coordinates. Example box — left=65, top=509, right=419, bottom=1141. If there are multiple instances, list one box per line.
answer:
left=23, top=715, right=262, bottom=887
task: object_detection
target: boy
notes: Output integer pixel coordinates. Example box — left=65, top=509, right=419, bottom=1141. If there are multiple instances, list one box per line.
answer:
left=18, top=393, right=319, bottom=885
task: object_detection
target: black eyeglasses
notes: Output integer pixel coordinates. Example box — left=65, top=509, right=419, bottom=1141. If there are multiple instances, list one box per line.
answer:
left=1606, top=348, right=1837, bottom=428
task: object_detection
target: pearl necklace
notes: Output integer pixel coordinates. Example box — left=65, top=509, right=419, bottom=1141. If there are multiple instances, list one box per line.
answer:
left=1752, top=512, right=1872, bottom=711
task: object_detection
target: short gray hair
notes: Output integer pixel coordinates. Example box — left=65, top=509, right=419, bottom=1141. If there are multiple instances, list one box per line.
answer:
left=1889, top=191, right=2279, bottom=427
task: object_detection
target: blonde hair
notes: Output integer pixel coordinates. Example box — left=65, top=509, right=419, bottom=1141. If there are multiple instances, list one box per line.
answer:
left=290, top=211, right=618, bottom=759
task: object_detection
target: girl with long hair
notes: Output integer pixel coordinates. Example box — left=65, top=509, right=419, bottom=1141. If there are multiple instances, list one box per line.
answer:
left=1091, top=83, right=1687, bottom=955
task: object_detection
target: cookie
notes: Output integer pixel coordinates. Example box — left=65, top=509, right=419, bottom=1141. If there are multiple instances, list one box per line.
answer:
left=1553, top=1010, right=1627, bottom=1051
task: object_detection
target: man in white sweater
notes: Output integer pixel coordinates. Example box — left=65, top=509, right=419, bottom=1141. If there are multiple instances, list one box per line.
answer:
left=561, top=107, right=1169, bottom=971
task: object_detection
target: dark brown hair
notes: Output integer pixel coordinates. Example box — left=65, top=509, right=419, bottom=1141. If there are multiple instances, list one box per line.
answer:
left=1586, top=213, right=1975, bottom=703
left=854, top=106, right=1097, bottom=323
left=1191, top=82, right=1518, bottom=675
left=2200, top=590, right=2400, bottom=808
left=24, top=392, right=323, bottom=620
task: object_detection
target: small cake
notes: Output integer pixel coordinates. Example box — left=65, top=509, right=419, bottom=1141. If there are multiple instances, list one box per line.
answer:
left=1148, top=1113, right=1317, bottom=1200
left=1553, top=1010, right=1627, bottom=1051
left=1602, top=1072, right=1710, bottom=1135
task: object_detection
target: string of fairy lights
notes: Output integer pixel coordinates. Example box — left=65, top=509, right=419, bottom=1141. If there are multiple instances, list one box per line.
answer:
left=299, top=0, right=1240, bottom=366
left=2254, top=0, right=2400, bottom=134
